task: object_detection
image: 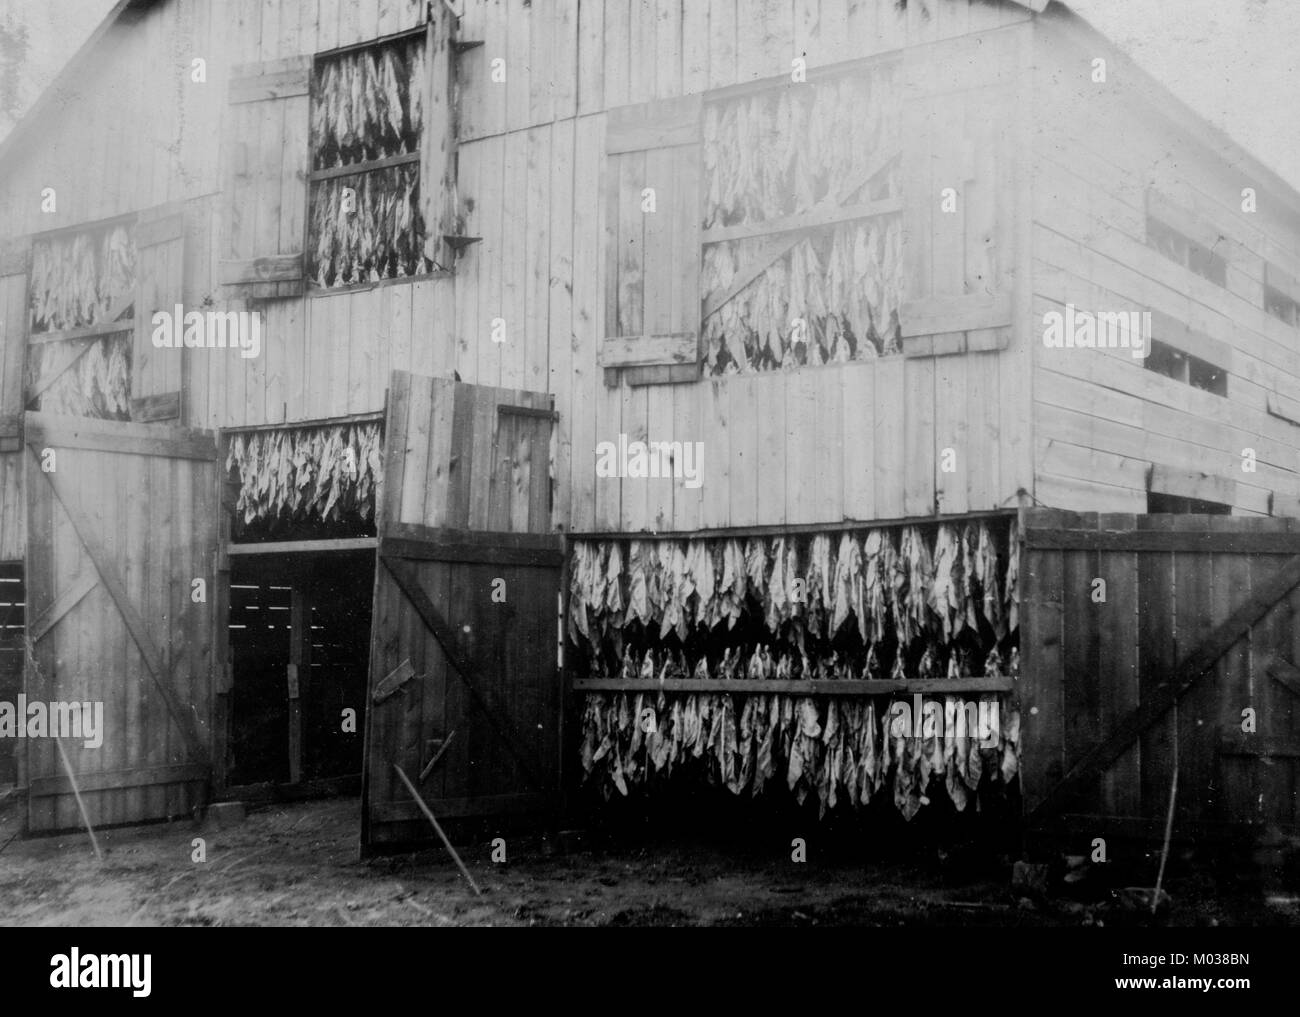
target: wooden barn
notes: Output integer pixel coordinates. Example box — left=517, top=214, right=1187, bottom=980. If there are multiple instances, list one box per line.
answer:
left=0, top=0, right=1298, bottom=851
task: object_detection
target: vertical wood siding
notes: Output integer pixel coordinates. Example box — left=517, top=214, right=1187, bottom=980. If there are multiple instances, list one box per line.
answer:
left=0, top=0, right=1297, bottom=541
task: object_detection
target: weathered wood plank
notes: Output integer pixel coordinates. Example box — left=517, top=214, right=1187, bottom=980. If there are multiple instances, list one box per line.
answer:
left=1031, top=551, right=1300, bottom=822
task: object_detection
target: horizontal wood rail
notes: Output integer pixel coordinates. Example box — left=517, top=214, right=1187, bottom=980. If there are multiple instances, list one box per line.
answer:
left=228, top=537, right=378, bottom=555
left=30, top=762, right=210, bottom=798
left=571, top=676, right=1015, bottom=695
left=497, top=403, right=560, bottom=421
left=25, top=412, right=218, bottom=461
left=372, top=791, right=556, bottom=824
left=28, top=317, right=134, bottom=346
left=381, top=522, right=564, bottom=567
left=221, top=410, right=384, bottom=433
left=1023, top=527, right=1300, bottom=554
left=309, top=150, right=421, bottom=183
left=701, top=196, right=902, bottom=245
left=1218, top=736, right=1300, bottom=758
left=564, top=507, right=1018, bottom=543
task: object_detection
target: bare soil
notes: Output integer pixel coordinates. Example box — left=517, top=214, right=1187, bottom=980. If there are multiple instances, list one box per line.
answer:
left=0, top=793, right=1295, bottom=927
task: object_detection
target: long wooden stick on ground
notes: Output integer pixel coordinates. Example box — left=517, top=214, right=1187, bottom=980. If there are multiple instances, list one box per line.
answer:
left=55, top=736, right=102, bottom=861
left=392, top=764, right=482, bottom=898
left=1152, top=736, right=1179, bottom=915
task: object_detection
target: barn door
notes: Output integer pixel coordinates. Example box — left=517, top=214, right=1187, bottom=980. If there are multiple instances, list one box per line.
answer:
left=23, top=413, right=219, bottom=832
left=1020, top=510, right=1300, bottom=834
left=362, top=371, right=564, bottom=850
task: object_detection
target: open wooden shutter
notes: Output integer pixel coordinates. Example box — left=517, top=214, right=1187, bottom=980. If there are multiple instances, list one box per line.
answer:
left=131, top=204, right=186, bottom=421
left=600, top=95, right=703, bottom=387
left=898, top=48, right=1012, bottom=357
left=220, top=56, right=311, bottom=299
left=0, top=237, right=28, bottom=448
left=421, top=3, right=458, bottom=270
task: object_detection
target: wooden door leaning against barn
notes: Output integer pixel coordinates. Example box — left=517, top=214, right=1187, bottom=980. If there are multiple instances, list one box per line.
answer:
left=362, top=371, right=564, bottom=850
left=23, top=413, right=219, bottom=833
left=1019, top=510, right=1300, bottom=838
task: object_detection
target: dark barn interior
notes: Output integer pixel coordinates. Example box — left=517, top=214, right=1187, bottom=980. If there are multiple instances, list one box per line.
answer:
left=227, top=551, right=372, bottom=789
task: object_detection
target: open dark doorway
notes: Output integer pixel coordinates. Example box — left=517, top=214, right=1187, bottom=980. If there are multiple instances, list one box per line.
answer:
left=227, top=550, right=374, bottom=789
left=0, top=562, right=24, bottom=788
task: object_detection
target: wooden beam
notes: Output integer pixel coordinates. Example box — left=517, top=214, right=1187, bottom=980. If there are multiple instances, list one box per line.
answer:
left=33, top=448, right=207, bottom=757
left=372, top=658, right=416, bottom=703
left=1149, top=465, right=1236, bottom=507
left=25, top=412, right=218, bottom=461
left=1058, top=812, right=1261, bottom=845
left=598, top=332, right=699, bottom=368
left=498, top=404, right=559, bottom=422
left=221, top=410, right=384, bottom=434
left=309, top=151, right=421, bottom=184
left=571, top=677, right=1015, bottom=695
left=27, top=567, right=99, bottom=644
left=900, top=293, right=1013, bottom=338
left=702, top=231, right=797, bottom=320
left=227, top=537, right=378, bottom=555
left=136, top=212, right=185, bottom=248
left=419, top=728, right=457, bottom=782
left=28, top=292, right=135, bottom=346
left=372, top=791, right=556, bottom=823
left=30, top=762, right=210, bottom=798
left=288, top=586, right=308, bottom=784
left=1218, top=736, right=1300, bottom=759
left=621, top=363, right=700, bottom=387
left=701, top=197, right=902, bottom=245
left=130, top=391, right=182, bottom=423
left=218, top=254, right=304, bottom=285
left=1266, top=656, right=1300, bottom=700
left=702, top=148, right=900, bottom=320
left=381, top=536, right=564, bottom=567
left=1030, top=554, right=1300, bottom=823
left=382, top=522, right=563, bottom=565
left=606, top=94, right=702, bottom=153
left=1022, top=528, right=1300, bottom=554
left=28, top=318, right=135, bottom=346
left=27, top=338, right=99, bottom=402
left=380, top=556, right=549, bottom=790
left=228, top=58, right=311, bottom=104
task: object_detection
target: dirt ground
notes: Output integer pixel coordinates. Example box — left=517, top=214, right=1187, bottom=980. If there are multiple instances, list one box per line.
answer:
left=1, top=792, right=1297, bottom=927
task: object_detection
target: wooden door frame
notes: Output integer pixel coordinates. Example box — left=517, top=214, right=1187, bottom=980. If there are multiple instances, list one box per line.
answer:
left=215, top=544, right=377, bottom=798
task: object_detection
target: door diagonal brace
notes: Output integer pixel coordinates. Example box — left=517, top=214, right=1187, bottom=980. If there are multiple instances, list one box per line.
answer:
left=380, top=554, right=546, bottom=790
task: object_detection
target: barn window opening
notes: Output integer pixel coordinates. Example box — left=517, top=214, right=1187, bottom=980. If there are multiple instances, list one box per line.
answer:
left=227, top=553, right=372, bottom=789
left=224, top=420, right=382, bottom=542
left=568, top=519, right=1022, bottom=820
left=1146, top=492, right=1232, bottom=515
left=1143, top=338, right=1227, bottom=397
left=1263, top=263, right=1300, bottom=326
left=701, top=61, right=905, bottom=374
left=307, top=32, right=433, bottom=287
left=25, top=220, right=136, bottom=420
left=1146, top=214, right=1227, bottom=288
left=0, top=563, right=24, bottom=788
